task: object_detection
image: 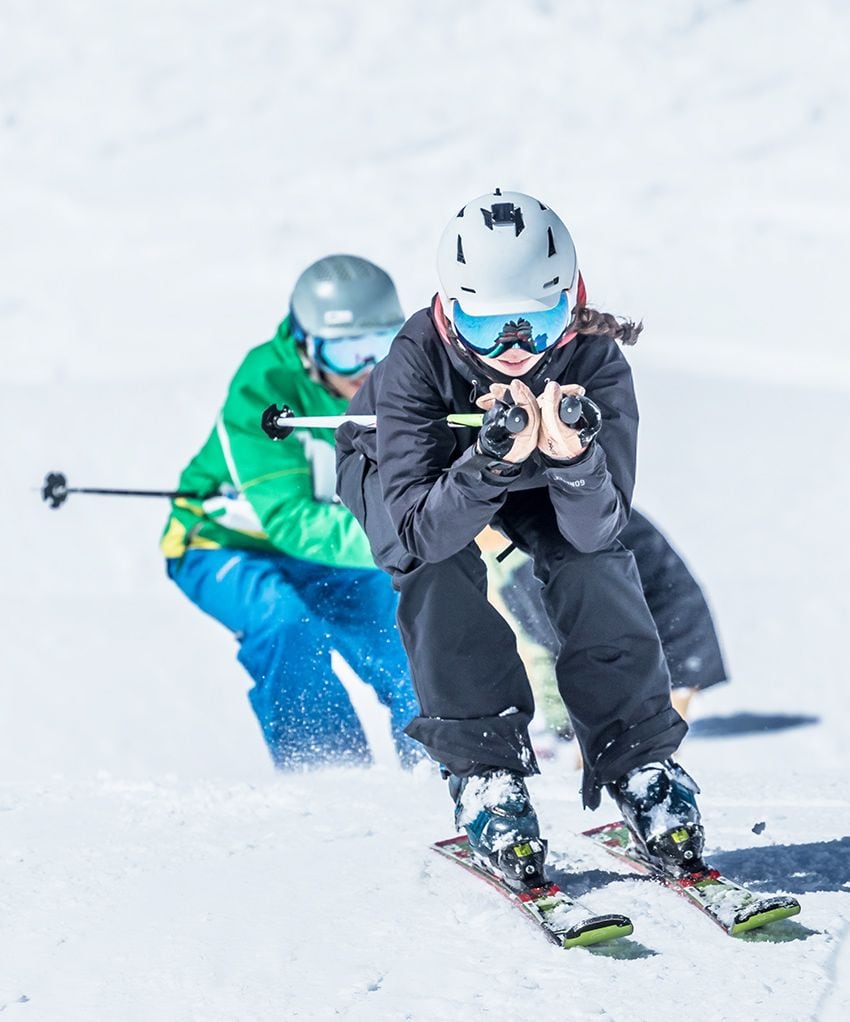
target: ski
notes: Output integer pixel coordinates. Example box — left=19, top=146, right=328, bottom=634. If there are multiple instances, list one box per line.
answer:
left=432, top=834, right=634, bottom=949
left=583, top=820, right=801, bottom=936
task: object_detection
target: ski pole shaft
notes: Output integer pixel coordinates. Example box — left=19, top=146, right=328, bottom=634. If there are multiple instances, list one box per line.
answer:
left=41, top=472, right=202, bottom=510
left=261, top=404, right=487, bottom=439
left=66, top=487, right=197, bottom=498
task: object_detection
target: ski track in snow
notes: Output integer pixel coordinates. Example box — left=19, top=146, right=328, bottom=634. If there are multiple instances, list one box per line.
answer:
left=817, top=920, right=850, bottom=1021
left=2, top=0, right=850, bottom=1019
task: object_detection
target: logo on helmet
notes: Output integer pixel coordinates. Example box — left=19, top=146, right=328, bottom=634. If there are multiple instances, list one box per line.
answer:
left=323, top=309, right=354, bottom=326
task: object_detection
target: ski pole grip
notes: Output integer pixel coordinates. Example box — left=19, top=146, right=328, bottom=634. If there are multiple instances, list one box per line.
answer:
left=261, top=404, right=295, bottom=440
left=478, top=398, right=529, bottom=459
left=503, top=405, right=528, bottom=434
left=558, top=394, right=583, bottom=426
left=491, top=390, right=528, bottom=435
left=558, top=394, right=603, bottom=446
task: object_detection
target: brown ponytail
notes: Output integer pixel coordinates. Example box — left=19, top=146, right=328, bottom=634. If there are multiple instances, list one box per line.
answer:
left=575, top=306, right=643, bottom=346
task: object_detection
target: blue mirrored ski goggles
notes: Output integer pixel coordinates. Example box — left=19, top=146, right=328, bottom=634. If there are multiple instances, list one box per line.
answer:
left=311, top=327, right=400, bottom=376
left=451, top=291, right=573, bottom=359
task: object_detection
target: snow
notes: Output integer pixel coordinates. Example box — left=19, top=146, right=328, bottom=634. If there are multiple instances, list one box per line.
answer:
left=454, top=771, right=528, bottom=837
left=2, top=1, right=850, bottom=1019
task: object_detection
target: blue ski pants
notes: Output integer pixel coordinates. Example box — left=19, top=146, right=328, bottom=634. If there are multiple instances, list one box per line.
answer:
left=167, top=548, right=421, bottom=768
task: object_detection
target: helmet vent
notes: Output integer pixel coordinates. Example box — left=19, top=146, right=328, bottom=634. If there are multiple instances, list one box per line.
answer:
left=460, top=286, right=476, bottom=293
left=538, top=201, right=548, bottom=211
left=456, top=235, right=466, bottom=264
left=543, top=276, right=560, bottom=288
left=481, top=202, right=525, bottom=236
left=547, top=227, right=557, bottom=257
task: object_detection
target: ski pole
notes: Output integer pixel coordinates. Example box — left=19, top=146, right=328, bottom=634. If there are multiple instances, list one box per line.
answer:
left=43, top=397, right=601, bottom=509
left=260, top=395, right=597, bottom=441
left=41, top=471, right=204, bottom=510
left=260, top=404, right=488, bottom=439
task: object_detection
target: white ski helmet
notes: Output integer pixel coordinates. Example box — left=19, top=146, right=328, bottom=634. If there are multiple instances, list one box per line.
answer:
left=437, top=190, right=579, bottom=318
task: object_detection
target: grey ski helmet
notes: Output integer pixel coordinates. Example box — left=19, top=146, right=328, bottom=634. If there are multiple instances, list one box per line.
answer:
left=290, top=255, right=404, bottom=340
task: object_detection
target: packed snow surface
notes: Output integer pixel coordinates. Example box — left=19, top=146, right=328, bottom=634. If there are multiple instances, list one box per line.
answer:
left=2, top=1, right=849, bottom=1020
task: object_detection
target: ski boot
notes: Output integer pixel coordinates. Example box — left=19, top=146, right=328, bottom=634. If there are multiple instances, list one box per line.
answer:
left=448, top=770, right=547, bottom=890
left=607, top=760, right=706, bottom=876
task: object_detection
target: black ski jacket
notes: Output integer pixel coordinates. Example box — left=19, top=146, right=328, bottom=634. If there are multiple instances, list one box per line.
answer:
left=336, top=303, right=640, bottom=568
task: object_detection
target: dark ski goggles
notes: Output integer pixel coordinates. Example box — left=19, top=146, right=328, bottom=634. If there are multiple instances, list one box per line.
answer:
left=310, top=327, right=400, bottom=376
left=451, top=290, right=573, bottom=359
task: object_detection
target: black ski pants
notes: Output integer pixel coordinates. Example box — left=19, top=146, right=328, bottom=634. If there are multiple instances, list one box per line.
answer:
left=502, top=508, right=728, bottom=691
left=394, top=488, right=686, bottom=808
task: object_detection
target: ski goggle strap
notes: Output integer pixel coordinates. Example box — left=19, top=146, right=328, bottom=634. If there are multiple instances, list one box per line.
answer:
left=309, top=327, right=400, bottom=376
left=451, top=291, right=573, bottom=359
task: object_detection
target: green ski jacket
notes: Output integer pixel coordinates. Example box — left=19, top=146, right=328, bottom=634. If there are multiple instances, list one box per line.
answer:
left=161, top=318, right=376, bottom=569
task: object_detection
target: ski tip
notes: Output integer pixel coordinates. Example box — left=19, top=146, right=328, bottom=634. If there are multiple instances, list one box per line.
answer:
left=730, top=899, right=801, bottom=936
left=563, top=915, right=634, bottom=949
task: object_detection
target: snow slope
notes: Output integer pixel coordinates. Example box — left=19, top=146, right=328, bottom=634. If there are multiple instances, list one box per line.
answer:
left=1, top=1, right=849, bottom=1019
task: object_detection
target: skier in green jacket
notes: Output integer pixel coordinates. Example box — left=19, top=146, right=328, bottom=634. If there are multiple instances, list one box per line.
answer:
left=162, top=255, right=420, bottom=767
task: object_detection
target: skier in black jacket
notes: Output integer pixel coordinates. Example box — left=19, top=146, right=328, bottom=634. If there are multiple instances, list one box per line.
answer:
left=336, top=190, right=706, bottom=886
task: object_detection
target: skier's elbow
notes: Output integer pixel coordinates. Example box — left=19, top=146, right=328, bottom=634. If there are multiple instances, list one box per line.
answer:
left=395, top=513, right=466, bottom=564
left=563, top=529, right=615, bottom=555
left=558, top=507, right=627, bottom=554
left=397, top=527, right=460, bottom=564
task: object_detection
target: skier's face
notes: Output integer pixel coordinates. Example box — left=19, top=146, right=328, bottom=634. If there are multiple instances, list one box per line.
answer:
left=474, top=349, right=547, bottom=377
left=324, top=367, right=372, bottom=400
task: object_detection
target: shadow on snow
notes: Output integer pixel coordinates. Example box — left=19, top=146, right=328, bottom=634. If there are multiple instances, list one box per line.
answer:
left=709, top=837, right=850, bottom=895
left=553, top=839, right=849, bottom=896
left=687, top=711, right=819, bottom=739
